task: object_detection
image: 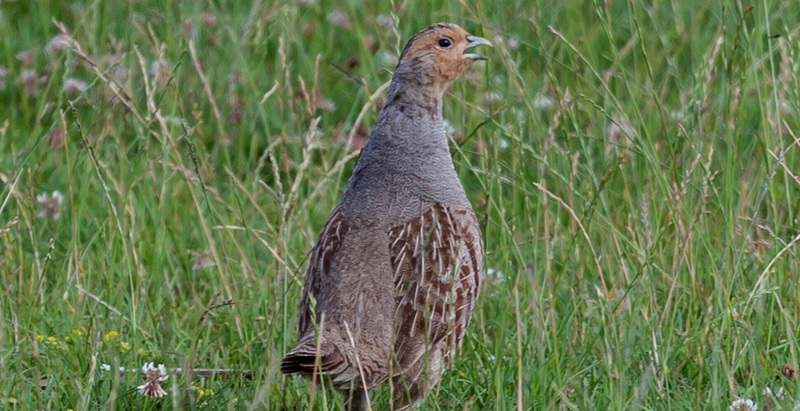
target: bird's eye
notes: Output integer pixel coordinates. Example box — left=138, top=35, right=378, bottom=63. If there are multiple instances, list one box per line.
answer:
left=437, top=37, right=453, bottom=48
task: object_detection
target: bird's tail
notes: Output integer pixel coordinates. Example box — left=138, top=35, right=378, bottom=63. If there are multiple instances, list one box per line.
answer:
left=281, top=334, right=346, bottom=376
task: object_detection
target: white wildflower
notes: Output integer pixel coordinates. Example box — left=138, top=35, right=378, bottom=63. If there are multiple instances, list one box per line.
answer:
left=375, top=14, right=394, bottom=28
left=137, top=362, right=169, bottom=398
left=376, top=50, right=397, bottom=69
left=729, top=398, right=757, bottom=411
left=100, top=364, right=111, bottom=372
left=532, top=94, right=554, bottom=110
left=317, top=98, right=336, bottom=113
left=36, top=191, right=64, bottom=220
left=669, top=109, right=687, bottom=123
left=482, top=92, right=502, bottom=105
left=149, top=59, right=169, bottom=78
left=764, top=386, right=784, bottom=399
left=512, top=108, right=527, bottom=123
left=487, top=268, right=505, bottom=282
left=162, top=115, right=186, bottom=126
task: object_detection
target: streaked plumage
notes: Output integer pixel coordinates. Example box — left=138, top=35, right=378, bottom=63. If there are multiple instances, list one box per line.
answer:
left=281, top=22, right=490, bottom=410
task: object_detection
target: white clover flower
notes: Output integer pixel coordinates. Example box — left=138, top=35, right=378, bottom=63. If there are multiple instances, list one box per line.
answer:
left=669, top=109, right=688, bottom=123
left=482, top=91, right=502, bottom=105
left=764, top=386, right=784, bottom=399
left=375, top=14, right=394, bottom=28
left=162, top=115, right=187, bottom=126
left=149, top=58, right=169, bottom=82
left=729, top=398, right=757, bottom=411
left=512, top=108, right=527, bottom=123
left=376, top=50, right=398, bottom=69
left=137, top=362, right=169, bottom=398
left=317, top=98, right=336, bottom=113
left=36, top=191, right=64, bottom=220
left=487, top=268, right=505, bottom=282
left=100, top=364, right=111, bottom=372
left=532, top=94, right=554, bottom=110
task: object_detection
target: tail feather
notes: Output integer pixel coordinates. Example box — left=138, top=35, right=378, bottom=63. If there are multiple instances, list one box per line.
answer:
left=281, top=337, right=344, bottom=376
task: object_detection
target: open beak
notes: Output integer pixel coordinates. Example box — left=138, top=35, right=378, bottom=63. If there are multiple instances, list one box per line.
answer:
left=464, top=35, right=493, bottom=60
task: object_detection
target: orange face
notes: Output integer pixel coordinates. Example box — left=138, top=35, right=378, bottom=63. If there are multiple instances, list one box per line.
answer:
left=397, top=23, right=492, bottom=91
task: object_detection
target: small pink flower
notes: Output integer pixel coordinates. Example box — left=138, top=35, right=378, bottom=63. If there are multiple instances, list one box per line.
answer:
left=192, top=251, right=215, bottom=271
left=200, top=12, right=217, bottom=28
left=137, top=362, right=168, bottom=398
left=64, top=78, right=88, bottom=95
left=326, top=10, right=352, bottom=30
left=46, top=34, right=73, bottom=55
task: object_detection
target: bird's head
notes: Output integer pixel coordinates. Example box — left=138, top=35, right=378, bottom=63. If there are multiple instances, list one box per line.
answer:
left=395, top=23, right=492, bottom=95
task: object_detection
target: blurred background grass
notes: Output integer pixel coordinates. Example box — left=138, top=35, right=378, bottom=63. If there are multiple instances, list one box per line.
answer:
left=1, top=0, right=800, bottom=409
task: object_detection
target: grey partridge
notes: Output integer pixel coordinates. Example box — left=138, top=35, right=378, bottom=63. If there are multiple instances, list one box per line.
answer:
left=281, top=23, right=490, bottom=411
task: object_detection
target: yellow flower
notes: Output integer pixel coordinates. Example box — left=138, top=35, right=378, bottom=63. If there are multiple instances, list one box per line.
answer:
left=119, top=341, right=131, bottom=352
left=192, top=386, right=205, bottom=397
left=71, top=327, right=86, bottom=337
left=47, top=336, right=57, bottom=343
left=37, top=335, right=44, bottom=342
left=103, top=331, right=119, bottom=341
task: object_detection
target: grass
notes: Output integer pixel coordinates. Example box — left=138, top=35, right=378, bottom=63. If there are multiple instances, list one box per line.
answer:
left=1, top=0, right=800, bottom=409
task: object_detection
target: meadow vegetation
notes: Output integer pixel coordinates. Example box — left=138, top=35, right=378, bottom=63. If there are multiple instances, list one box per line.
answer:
left=1, top=0, right=800, bottom=409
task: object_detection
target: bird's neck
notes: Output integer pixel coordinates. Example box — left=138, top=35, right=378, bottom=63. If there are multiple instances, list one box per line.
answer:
left=385, top=67, right=447, bottom=108
left=363, top=84, right=450, bottom=172
left=341, top=79, right=468, bottom=219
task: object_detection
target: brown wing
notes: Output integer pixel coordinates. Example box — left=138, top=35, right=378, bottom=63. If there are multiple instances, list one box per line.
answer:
left=281, top=207, right=351, bottom=377
left=298, top=206, right=350, bottom=338
left=388, top=203, right=483, bottom=373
